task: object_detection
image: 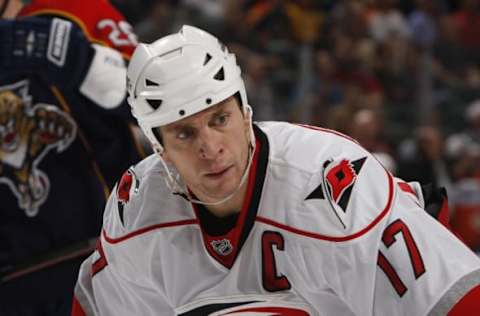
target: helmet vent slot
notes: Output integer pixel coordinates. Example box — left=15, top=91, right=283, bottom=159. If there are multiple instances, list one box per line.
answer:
left=213, top=67, right=225, bottom=81
left=146, top=99, right=163, bottom=110
left=145, top=79, right=159, bottom=87
left=203, top=53, right=212, bottom=65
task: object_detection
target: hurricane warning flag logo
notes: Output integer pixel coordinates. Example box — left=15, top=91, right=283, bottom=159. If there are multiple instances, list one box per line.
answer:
left=0, top=80, right=76, bottom=216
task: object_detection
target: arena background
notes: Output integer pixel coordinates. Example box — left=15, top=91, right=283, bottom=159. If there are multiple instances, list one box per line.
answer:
left=1, top=1, right=480, bottom=315
left=110, top=0, right=480, bottom=253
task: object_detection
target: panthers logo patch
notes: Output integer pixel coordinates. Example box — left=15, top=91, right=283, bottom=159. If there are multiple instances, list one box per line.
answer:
left=0, top=80, right=76, bottom=216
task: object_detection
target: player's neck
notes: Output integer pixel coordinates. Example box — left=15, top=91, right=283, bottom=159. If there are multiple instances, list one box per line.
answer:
left=2, top=0, right=23, bottom=18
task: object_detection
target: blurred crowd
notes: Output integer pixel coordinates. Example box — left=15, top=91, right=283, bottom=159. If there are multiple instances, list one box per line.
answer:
left=112, top=0, right=480, bottom=252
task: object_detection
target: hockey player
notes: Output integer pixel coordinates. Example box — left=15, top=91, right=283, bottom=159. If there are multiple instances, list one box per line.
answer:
left=0, top=0, right=143, bottom=313
left=73, top=25, right=480, bottom=315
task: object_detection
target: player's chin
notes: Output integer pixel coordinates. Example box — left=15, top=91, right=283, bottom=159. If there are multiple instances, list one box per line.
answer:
left=204, top=185, right=235, bottom=199
left=202, top=179, right=239, bottom=199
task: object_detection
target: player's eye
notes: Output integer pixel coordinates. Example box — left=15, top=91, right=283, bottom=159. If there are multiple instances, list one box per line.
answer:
left=176, top=128, right=194, bottom=140
left=211, top=113, right=230, bottom=127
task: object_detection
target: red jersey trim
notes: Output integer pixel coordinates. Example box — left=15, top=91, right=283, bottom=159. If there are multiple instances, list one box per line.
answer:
left=297, top=124, right=360, bottom=144
left=103, top=219, right=198, bottom=244
left=448, top=284, right=480, bottom=315
left=91, top=238, right=108, bottom=276
left=256, top=170, right=394, bottom=242
left=71, top=296, right=87, bottom=316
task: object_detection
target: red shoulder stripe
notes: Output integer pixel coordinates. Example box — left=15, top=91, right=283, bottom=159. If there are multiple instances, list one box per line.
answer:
left=297, top=124, right=360, bottom=144
left=103, top=219, right=198, bottom=244
left=256, top=169, right=394, bottom=242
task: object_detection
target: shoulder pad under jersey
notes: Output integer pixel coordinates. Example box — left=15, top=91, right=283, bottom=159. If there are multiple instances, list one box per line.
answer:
left=102, top=154, right=195, bottom=240
left=258, top=122, right=394, bottom=240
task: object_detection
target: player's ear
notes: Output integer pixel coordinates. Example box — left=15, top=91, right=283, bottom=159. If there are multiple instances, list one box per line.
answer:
left=152, top=126, right=170, bottom=161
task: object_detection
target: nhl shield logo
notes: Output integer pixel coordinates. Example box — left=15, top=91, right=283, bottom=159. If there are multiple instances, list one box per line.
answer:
left=211, top=239, right=233, bottom=256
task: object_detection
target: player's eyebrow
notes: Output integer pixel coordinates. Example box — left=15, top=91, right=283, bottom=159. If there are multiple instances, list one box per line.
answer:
left=162, top=102, right=229, bottom=133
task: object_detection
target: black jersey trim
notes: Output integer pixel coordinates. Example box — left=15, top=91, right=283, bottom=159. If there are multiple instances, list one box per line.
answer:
left=192, top=124, right=269, bottom=268
left=239, top=124, right=269, bottom=247
left=178, top=301, right=260, bottom=316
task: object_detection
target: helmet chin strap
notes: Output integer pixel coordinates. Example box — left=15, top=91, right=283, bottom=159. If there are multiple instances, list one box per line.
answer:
left=165, top=142, right=255, bottom=206
left=158, top=106, right=256, bottom=206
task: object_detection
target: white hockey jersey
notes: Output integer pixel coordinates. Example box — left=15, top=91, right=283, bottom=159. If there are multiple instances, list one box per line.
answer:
left=73, top=122, right=480, bottom=316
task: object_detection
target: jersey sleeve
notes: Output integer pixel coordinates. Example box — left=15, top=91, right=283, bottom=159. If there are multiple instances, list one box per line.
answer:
left=19, top=0, right=137, bottom=59
left=16, top=1, right=140, bottom=115
left=291, top=126, right=480, bottom=315
left=0, top=17, right=92, bottom=89
left=72, top=160, right=182, bottom=315
left=445, top=284, right=480, bottom=316
left=73, top=241, right=173, bottom=316
left=372, top=180, right=480, bottom=316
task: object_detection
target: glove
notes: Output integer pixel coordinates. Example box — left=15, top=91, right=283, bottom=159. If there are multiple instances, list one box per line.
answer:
left=421, top=183, right=448, bottom=218
left=0, top=16, right=93, bottom=89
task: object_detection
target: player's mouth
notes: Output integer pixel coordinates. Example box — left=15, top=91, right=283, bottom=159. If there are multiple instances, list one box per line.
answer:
left=204, top=165, right=233, bottom=180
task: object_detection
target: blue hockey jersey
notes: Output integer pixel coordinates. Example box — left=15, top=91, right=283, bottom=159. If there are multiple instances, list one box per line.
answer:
left=0, top=0, right=142, bottom=273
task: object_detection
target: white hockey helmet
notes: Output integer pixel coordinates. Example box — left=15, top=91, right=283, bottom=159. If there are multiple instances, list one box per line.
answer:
left=127, top=25, right=250, bottom=154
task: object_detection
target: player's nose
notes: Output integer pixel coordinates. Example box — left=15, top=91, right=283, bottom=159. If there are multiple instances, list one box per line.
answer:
left=197, top=128, right=224, bottom=160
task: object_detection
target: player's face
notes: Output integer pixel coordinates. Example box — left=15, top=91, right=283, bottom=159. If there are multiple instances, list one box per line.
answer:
left=160, top=97, right=251, bottom=202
